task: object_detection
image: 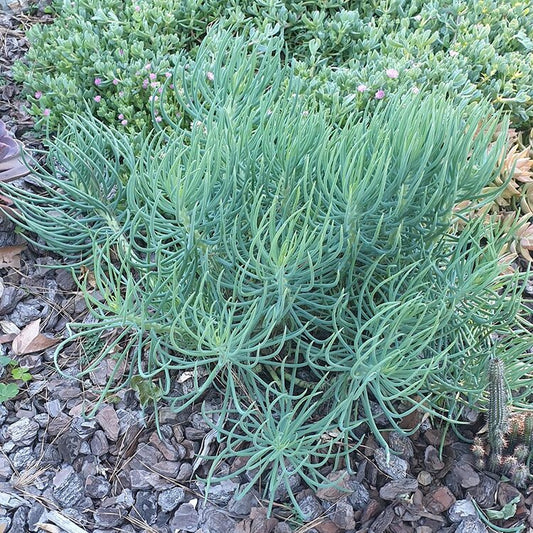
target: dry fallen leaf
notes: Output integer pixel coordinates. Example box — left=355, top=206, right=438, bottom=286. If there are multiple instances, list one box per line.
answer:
left=0, top=320, right=20, bottom=335
left=11, top=319, right=59, bottom=356
left=79, top=265, right=96, bottom=288
left=34, top=525, right=61, bottom=533
left=0, top=334, right=16, bottom=344
left=0, top=245, right=25, bottom=269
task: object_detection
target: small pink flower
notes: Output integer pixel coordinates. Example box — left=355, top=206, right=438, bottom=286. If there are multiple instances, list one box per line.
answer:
left=158, top=87, right=163, bottom=93
left=142, top=79, right=149, bottom=89
left=165, top=72, right=172, bottom=78
left=94, top=78, right=102, bottom=86
left=150, top=82, right=159, bottom=88
left=118, top=49, right=124, bottom=56
left=374, top=89, right=385, bottom=100
left=113, top=78, right=119, bottom=85
left=449, top=50, right=459, bottom=57
left=134, top=5, right=140, bottom=11
left=169, top=84, right=174, bottom=89
left=149, top=73, right=157, bottom=80
left=94, top=95, right=101, bottom=102
left=118, top=113, right=124, bottom=120
left=34, top=91, right=42, bottom=99
left=411, top=86, right=420, bottom=94
left=121, top=119, right=128, bottom=126
left=43, top=108, right=50, bottom=116
left=155, top=116, right=162, bottom=122
left=119, top=91, right=124, bottom=97
left=357, top=84, right=367, bottom=93
left=145, top=63, right=151, bottom=70
left=386, top=68, right=399, bottom=79
left=206, top=71, right=215, bottom=81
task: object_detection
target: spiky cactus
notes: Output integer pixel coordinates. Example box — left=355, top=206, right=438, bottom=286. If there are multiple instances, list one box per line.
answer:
left=512, top=464, right=530, bottom=488
left=474, top=359, right=532, bottom=489
left=488, top=358, right=509, bottom=456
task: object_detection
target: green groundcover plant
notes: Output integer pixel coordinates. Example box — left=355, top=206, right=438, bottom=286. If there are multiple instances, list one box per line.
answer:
left=14, top=0, right=533, bottom=136
left=4, top=30, right=533, bottom=516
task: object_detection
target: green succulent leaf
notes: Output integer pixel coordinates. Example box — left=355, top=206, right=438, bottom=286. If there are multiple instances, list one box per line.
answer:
left=0, top=383, right=19, bottom=403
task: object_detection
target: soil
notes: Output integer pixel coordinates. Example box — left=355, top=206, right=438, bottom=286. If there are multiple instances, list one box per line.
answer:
left=1, top=4, right=533, bottom=533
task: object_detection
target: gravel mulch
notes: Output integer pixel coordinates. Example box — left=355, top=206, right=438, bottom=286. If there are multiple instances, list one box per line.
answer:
left=2, top=4, right=533, bottom=533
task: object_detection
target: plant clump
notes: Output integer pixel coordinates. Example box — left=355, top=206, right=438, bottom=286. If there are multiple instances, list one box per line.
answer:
left=13, top=0, right=533, bottom=136
left=3, top=29, right=533, bottom=514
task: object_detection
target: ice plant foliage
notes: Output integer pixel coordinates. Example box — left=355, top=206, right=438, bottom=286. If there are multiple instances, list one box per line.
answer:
left=3, top=32, right=533, bottom=514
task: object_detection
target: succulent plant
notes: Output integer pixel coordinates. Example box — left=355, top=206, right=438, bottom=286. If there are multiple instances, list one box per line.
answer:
left=488, top=358, right=509, bottom=456
left=475, top=360, right=533, bottom=489
left=0, top=121, right=30, bottom=182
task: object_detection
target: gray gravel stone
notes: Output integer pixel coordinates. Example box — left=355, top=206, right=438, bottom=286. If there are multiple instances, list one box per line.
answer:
left=185, top=426, right=206, bottom=440
left=94, top=507, right=125, bottom=529
left=90, top=430, right=109, bottom=456
left=453, top=463, right=480, bottom=489
left=7, top=418, right=40, bottom=445
left=85, top=475, right=111, bottom=499
left=70, top=416, right=97, bottom=439
left=171, top=503, right=199, bottom=532
left=348, top=480, right=370, bottom=510
left=227, top=489, right=259, bottom=517
left=7, top=506, right=27, bottom=533
left=0, top=287, right=24, bottom=315
left=0, top=517, right=9, bottom=533
left=135, top=444, right=163, bottom=465
left=0, top=456, right=12, bottom=480
left=56, top=269, right=76, bottom=291
left=199, top=504, right=236, bottom=533
left=329, top=498, right=356, bottom=530
left=27, top=501, right=47, bottom=532
left=273, top=465, right=302, bottom=501
left=374, top=448, right=408, bottom=479
left=130, top=469, right=161, bottom=490
left=206, top=479, right=240, bottom=505
left=449, top=499, right=478, bottom=522
left=133, top=491, right=158, bottom=525
left=44, top=399, right=61, bottom=418
left=152, top=460, right=181, bottom=478
left=41, top=444, right=62, bottom=467
left=455, top=517, right=488, bottom=533
left=379, top=477, right=418, bottom=500
left=389, top=431, right=415, bottom=459
left=296, top=491, right=323, bottom=521
left=176, top=462, right=193, bottom=481
left=52, top=466, right=85, bottom=508
left=274, top=524, right=292, bottom=533
left=9, top=302, right=43, bottom=327
left=57, top=431, right=82, bottom=462
left=96, top=405, right=120, bottom=442
left=158, top=487, right=186, bottom=513
left=10, top=446, right=35, bottom=470
left=0, top=405, right=8, bottom=425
